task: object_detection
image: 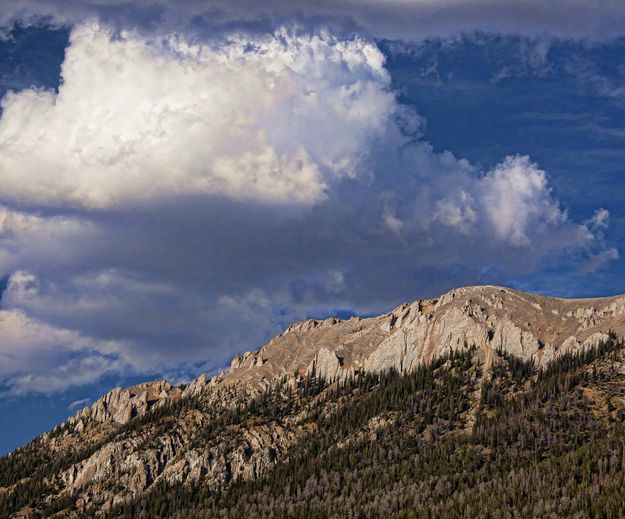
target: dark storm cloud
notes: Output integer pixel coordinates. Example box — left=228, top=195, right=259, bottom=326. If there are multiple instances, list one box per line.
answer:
left=2, top=0, right=625, bottom=41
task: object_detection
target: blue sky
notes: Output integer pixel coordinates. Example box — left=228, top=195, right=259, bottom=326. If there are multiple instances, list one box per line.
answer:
left=383, top=36, right=625, bottom=295
left=1, top=1, right=625, bottom=454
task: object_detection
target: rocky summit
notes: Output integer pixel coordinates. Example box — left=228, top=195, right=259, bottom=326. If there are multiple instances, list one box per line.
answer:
left=5, top=285, right=625, bottom=517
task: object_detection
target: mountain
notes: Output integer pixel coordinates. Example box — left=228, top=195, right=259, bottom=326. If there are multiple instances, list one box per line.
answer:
left=4, top=285, right=625, bottom=517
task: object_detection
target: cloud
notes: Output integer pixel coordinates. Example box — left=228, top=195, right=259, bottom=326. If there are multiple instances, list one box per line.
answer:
left=587, top=208, right=610, bottom=229
left=0, top=22, right=616, bottom=396
left=433, top=191, right=477, bottom=235
left=68, top=397, right=91, bottom=411
left=0, top=304, right=127, bottom=396
left=0, top=21, right=394, bottom=208
left=3, top=0, right=625, bottom=42
left=479, top=155, right=566, bottom=246
left=579, top=247, right=620, bottom=274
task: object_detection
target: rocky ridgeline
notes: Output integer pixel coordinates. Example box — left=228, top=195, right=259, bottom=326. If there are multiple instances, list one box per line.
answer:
left=14, top=285, right=625, bottom=515
left=68, top=381, right=181, bottom=429
left=66, top=375, right=212, bottom=431
left=221, top=285, right=625, bottom=387
left=62, top=285, right=625, bottom=430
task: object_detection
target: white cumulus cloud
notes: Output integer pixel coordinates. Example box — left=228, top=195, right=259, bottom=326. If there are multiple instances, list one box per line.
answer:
left=0, top=22, right=394, bottom=208
left=479, top=155, right=567, bottom=246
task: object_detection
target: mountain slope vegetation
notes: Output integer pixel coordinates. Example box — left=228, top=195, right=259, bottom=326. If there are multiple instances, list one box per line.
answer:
left=4, top=335, right=625, bottom=518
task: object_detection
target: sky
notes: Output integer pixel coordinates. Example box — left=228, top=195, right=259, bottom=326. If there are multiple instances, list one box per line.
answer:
left=1, top=0, right=625, bottom=454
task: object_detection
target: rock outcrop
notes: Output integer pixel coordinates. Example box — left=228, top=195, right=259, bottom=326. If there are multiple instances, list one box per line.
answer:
left=69, top=380, right=182, bottom=426
left=220, top=285, right=625, bottom=388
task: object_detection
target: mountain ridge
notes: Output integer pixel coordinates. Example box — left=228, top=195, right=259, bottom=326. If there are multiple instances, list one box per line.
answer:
left=61, top=284, right=625, bottom=429
left=5, top=284, right=625, bottom=517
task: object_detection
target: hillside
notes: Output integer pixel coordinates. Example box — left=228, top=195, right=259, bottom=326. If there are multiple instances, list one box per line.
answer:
left=3, top=285, right=625, bottom=517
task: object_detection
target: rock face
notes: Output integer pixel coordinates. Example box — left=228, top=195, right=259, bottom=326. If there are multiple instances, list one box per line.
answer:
left=222, top=285, right=625, bottom=388
left=69, top=380, right=183, bottom=426
left=7, top=284, right=625, bottom=516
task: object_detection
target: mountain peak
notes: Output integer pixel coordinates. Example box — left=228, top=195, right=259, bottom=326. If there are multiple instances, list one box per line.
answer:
left=218, top=285, right=625, bottom=389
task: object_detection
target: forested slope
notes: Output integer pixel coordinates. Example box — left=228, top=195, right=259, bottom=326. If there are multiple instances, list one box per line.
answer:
left=4, top=336, right=625, bottom=517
